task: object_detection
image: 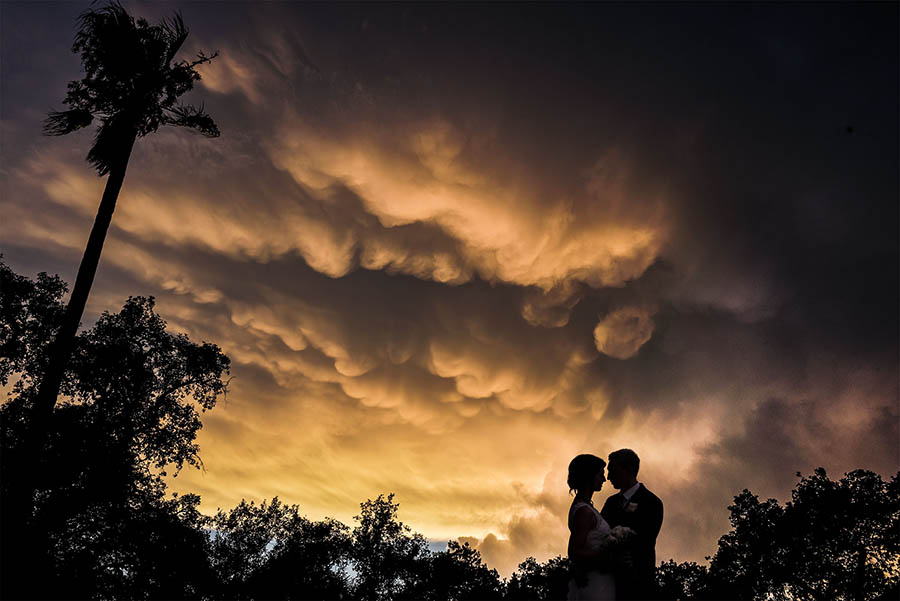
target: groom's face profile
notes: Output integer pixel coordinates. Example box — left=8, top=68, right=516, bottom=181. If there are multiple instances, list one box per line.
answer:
left=607, top=461, right=630, bottom=490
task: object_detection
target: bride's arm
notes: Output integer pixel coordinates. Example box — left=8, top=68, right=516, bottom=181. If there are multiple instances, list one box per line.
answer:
left=567, top=505, right=594, bottom=561
left=567, top=506, right=613, bottom=571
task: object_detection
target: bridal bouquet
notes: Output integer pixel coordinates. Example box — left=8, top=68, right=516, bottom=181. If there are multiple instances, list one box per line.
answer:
left=602, top=525, right=635, bottom=548
left=586, top=525, right=635, bottom=556
left=575, top=525, right=637, bottom=583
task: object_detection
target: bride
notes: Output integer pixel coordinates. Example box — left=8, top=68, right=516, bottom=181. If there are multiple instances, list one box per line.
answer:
left=567, top=454, right=616, bottom=601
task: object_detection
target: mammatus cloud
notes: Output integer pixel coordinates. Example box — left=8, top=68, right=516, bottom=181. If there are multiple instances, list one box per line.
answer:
left=196, top=27, right=671, bottom=295
left=269, top=118, right=667, bottom=293
left=521, top=280, right=585, bottom=328
left=593, top=307, right=655, bottom=359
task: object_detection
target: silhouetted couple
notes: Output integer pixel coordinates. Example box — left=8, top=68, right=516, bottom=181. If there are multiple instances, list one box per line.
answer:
left=566, top=449, right=663, bottom=601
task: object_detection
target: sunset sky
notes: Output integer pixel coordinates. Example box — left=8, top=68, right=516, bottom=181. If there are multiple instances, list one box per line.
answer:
left=2, top=2, right=897, bottom=576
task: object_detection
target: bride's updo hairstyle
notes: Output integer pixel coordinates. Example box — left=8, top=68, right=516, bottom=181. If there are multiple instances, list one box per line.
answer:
left=567, top=453, right=606, bottom=496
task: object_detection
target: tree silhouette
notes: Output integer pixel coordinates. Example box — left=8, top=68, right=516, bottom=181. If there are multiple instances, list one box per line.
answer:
left=417, top=540, right=504, bottom=601
left=660, top=468, right=900, bottom=601
left=206, top=498, right=309, bottom=595
left=206, top=497, right=353, bottom=600
left=1, top=260, right=229, bottom=599
left=655, top=560, right=709, bottom=601
left=351, top=493, right=431, bottom=601
left=706, top=490, right=787, bottom=600
left=35, top=1, right=219, bottom=425
left=244, top=514, right=352, bottom=600
left=779, top=468, right=899, bottom=601
left=505, top=555, right=572, bottom=600
left=204, top=493, right=508, bottom=601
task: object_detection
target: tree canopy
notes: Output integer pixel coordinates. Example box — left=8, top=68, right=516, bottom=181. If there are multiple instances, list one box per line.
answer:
left=658, top=468, right=900, bottom=601
left=44, top=1, right=219, bottom=175
left=1, top=259, right=229, bottom=600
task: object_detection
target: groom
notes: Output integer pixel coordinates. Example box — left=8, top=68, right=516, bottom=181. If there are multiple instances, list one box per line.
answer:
left=600, top=449, right=663, bottom=601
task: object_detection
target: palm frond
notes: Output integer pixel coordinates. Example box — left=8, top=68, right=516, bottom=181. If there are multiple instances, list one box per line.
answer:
left=48, top=1, right=220, bottom=173
left=73, top=1, right=135, bottom=63
left=186, top=50, right=219, bottom=70
left=43, top=109, right=94, bottom=136
left=164, top=103, right=220, bottom=137
left=160, top=11, right=189, bottom=64
left=73, top=1, right=151, bottom=102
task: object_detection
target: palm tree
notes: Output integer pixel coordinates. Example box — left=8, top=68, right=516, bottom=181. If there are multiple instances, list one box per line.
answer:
left=34, top=1, right=220, bottom=421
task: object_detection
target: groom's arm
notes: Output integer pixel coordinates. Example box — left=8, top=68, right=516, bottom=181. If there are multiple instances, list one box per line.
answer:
left=631, top=493, right=663, bottom=579
left=633, top=493, right=663, bottom=543
left=645, top=494, right=663, bottom=542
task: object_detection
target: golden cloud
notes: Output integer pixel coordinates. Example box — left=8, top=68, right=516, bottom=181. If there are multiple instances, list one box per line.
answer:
left=198, top=53, right=264, bottom=105
left=269, top=116, right=668, bottom=292
left=593, top=306, right=655, bottom=359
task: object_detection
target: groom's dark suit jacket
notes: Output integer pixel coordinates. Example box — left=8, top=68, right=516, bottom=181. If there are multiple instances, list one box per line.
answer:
left=600, top=484, right=663, bottom=601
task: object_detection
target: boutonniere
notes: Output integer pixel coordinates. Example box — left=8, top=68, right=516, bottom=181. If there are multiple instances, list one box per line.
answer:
left=624, top=502, right=638, bottom=513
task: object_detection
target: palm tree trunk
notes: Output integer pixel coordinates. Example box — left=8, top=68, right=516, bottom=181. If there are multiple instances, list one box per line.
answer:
left=33, top=131, right=136, bottom=422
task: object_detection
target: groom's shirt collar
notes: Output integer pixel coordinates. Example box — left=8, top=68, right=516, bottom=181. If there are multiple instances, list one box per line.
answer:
left=621, top=482, right=641, bottom=502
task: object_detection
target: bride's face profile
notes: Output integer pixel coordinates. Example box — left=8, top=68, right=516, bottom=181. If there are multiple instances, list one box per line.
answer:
left=593, top=469, right=606, bottom=492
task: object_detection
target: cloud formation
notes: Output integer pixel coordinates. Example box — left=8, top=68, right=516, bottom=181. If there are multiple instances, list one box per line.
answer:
left=593, top=307, right=655, bottom=359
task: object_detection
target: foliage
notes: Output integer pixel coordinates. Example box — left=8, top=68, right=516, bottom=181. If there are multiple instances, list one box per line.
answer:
left=351, top=493, right=432, bottom=601
left=64, top=294, right=229, bottom=471
left=3, top=284, right=230, bottom=475
left=206, top=497, right=308, bottom=591
left=205, top=493, right=507, bottom=601
left=505, top=555, right=572, bottom=600
left=1, top=260, right=228, bottom=599
left=44, top=1, right=219, bottom=175
left=206, top=496, right=353, bottom=600
left=661, top=468, right=900, bottom=601
left=706, top=490, right=787, bottom=600
left=417, top=540, right=505, bottom=601
left=245, top=514, right=353, bottom=600
left=0, top=260, right=67, bottom=390
left=779, top=468, right=900, bottom=601
left=655, top=559, right=709, bottom=601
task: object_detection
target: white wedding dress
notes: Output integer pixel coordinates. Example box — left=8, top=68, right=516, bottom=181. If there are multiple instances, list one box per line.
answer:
left=567, top=501, right=616, bottom=601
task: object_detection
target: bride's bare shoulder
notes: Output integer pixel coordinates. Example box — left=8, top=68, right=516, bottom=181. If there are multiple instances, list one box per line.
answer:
left=569, top=501, right=598, bottom=528
left=570, top=500, right=594, bottom=512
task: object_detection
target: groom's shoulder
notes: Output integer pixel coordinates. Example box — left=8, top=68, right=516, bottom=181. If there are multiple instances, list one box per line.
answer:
left=637, top=484, right=663, bottom=507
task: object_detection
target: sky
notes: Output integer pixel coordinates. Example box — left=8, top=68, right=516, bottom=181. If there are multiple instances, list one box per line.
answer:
left=1, top=1, right=898, bottom=577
